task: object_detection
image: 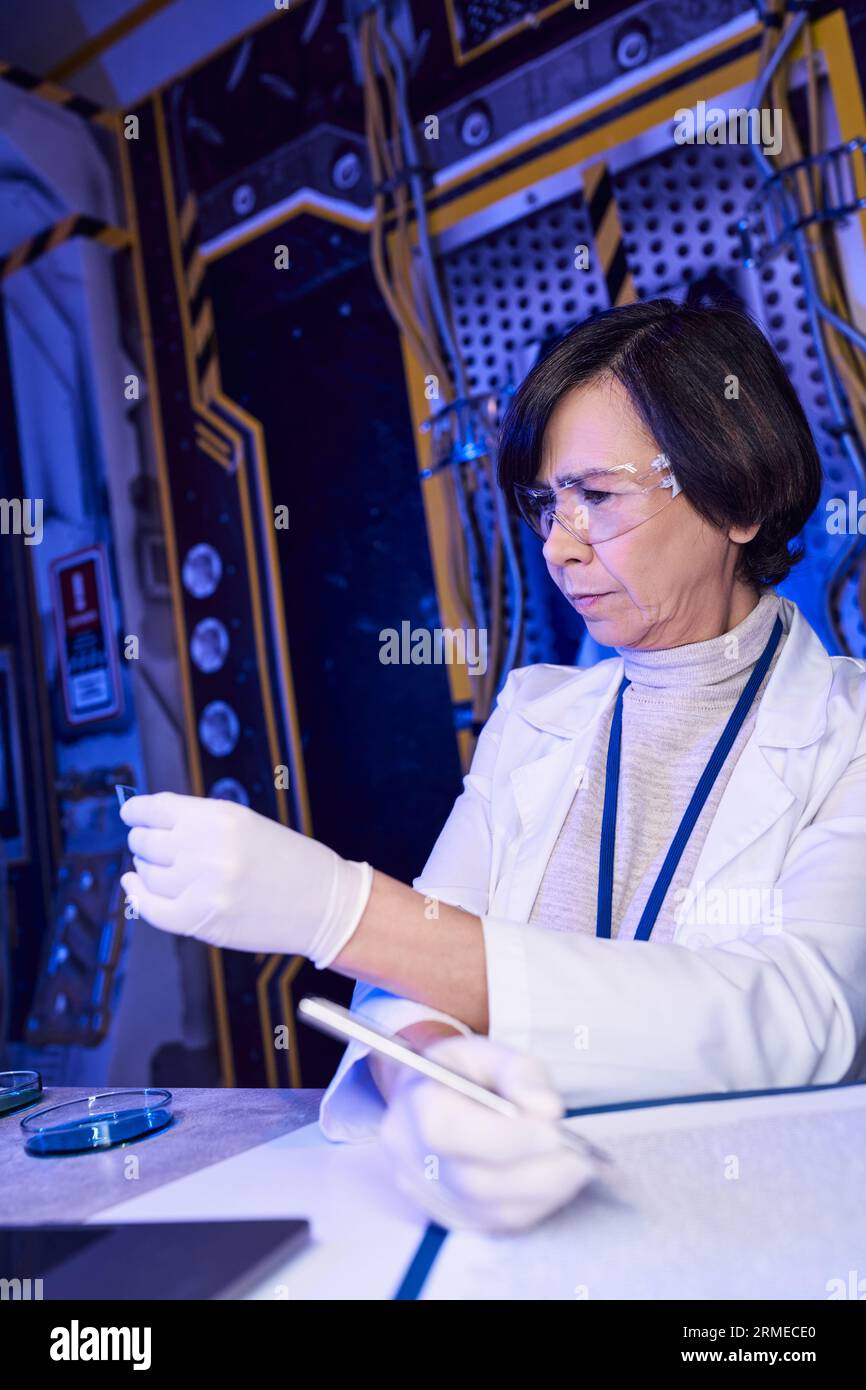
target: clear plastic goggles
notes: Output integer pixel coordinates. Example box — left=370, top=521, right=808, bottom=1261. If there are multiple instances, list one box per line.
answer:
left=512, top=452, right=682, bottom=545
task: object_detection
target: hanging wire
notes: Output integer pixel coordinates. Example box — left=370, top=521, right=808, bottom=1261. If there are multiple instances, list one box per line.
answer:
left=358, top=10, right=484, bottom=725
left=377, top=15, right=525, bottom=706
left=372, top=12, right=494, bottom=720
left=743, top=0, right=866, bottom=653
left=357, top=7, right=526, bottom=735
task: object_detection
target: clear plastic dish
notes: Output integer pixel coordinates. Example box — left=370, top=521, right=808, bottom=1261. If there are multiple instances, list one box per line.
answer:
left=21, top=1088, right=173, bottom=1155
left=0, top=1071, right=43, bottom=1116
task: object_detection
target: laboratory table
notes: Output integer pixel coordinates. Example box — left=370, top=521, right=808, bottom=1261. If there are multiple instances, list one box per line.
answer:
left=0, top=1086, right=324, bottom=1226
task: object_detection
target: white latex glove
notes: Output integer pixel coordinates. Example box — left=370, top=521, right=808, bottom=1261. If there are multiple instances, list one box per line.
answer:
left=378, top=1033, right=598, bottom=1232
left=119, top=792, right=373, bottom=968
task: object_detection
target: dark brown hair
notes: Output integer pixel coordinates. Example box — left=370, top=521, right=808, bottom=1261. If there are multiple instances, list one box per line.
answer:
left=497, top=298, right=823, bottom=587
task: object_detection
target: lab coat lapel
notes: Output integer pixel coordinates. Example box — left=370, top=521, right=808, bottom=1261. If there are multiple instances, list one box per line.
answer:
left=501, top=659, right=623, bottom=919
left=683, top=598, right=832, bottom=896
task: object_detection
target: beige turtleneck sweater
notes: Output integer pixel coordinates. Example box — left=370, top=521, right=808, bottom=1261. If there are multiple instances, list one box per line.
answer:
left=528, top=587, right=788, bottom=944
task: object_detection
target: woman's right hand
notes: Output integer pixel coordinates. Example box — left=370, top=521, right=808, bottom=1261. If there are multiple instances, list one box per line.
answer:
left=378, top=1033, right=599, bottom=1232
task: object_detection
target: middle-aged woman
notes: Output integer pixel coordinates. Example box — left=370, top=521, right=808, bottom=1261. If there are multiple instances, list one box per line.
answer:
left=121, top=298, right=866, bottom=1233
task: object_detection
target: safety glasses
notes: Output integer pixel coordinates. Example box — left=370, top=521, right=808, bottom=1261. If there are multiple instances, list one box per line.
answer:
left=512, top=452, right=682, bottom=545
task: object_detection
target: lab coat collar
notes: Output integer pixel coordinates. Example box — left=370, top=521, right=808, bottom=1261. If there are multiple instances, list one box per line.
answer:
left=514, top=596, right=831, bottom=751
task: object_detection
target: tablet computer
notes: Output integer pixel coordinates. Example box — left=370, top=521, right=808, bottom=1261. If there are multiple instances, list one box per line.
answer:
left=0, top=1219, right=310, bottom=1300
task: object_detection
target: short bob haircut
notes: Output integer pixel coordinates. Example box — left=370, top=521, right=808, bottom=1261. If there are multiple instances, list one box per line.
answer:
left=497, top=297, right=823, bottom=589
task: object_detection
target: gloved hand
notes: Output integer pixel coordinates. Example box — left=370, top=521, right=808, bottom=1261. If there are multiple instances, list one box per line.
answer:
left=119, top=792, right=373, bottom=969
left=378, top=1033, right=598, bottom=1232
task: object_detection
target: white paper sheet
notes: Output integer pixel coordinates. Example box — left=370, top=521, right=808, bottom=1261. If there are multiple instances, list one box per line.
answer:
left=89, top=1121, right=429, bottom=1300
left=420, top=1085, right=866, bottom=1300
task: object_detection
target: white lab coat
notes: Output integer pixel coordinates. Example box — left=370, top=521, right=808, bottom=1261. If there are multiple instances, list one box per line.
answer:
left=319, top=596, right=866, bottom=1141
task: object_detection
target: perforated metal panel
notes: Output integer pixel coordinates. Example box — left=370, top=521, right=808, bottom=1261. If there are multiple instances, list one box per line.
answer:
left=438, top=195, right=602, bottom=668
left=614, top=145, right=759, bottom=292
left=437, top=140, right=866, bottom=662
left=450, top=0, right=568, bottom=62
left=443, top=195, right=608, bottom=396
left=614, top=141, right=866, bottom=659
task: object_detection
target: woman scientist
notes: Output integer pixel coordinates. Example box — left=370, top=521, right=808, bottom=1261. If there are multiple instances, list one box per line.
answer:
left=121, top=298, right=866, bottom=1234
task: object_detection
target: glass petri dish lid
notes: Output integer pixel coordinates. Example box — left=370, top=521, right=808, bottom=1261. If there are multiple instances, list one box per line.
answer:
left=0, top=1071, right=43, bottom=1116
left=21, top=1088, right=173, bottom=1155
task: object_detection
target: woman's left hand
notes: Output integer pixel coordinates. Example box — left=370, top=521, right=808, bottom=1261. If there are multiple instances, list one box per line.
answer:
left=119, top=792, right=373, bottom=967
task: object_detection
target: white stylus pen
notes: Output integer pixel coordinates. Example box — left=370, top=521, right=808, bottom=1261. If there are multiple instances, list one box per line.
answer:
left=298, top=995, right=614, bottom=1168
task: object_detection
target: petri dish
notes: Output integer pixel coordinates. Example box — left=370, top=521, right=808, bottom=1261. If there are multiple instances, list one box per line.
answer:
left=0, top=1071, right=43, bottom=1117
left=21, top=1088, right=173, bottom=1155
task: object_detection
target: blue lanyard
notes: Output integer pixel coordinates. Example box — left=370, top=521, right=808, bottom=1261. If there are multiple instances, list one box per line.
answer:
left=596, top=614, right=784, bottom=942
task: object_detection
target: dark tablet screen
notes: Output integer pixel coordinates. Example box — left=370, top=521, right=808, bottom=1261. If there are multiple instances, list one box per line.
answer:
left=0, top=1219, right=310, bottom=1299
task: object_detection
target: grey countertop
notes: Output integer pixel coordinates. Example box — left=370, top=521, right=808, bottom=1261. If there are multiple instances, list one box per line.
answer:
left=0, top=1086, right=324, bottom=1226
